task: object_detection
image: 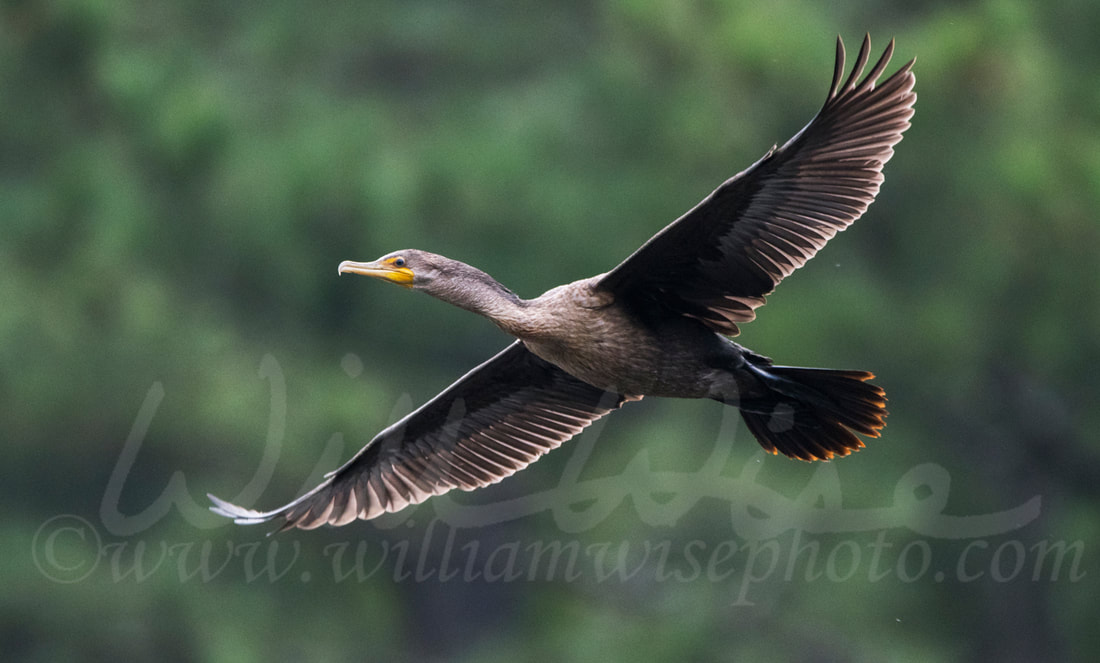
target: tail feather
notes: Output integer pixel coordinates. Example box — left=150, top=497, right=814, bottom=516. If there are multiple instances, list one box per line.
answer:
left=739, top=365, right=887, bottom=461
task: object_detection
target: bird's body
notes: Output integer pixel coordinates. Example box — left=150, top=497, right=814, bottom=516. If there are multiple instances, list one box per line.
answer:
left=505, top=276, right=738, bottom=399
left=210, top=36, right=916, bottom=531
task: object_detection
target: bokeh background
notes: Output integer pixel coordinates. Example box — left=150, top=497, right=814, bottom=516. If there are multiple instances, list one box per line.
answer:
left=4, top=0, right=1098, bottom=661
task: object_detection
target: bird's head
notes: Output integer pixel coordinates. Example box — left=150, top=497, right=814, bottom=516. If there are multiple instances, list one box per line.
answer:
left=338, top=249, right=519, bottom=314
left=337, top=249, right=445, bottom=289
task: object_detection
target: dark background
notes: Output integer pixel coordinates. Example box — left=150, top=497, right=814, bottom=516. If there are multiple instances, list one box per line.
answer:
left=4, top=1, right=1098, bottom=661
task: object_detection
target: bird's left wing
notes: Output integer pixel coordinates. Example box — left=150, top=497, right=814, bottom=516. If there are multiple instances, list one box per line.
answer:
left=596, top=36, right=915, bottom=334
left=209, top=341, right=629, bottom=531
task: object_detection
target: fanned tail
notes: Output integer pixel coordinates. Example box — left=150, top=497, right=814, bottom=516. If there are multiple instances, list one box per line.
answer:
left=738, top=364, right=887, bottom=461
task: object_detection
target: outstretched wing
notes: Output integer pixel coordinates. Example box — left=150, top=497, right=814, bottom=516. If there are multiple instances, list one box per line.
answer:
left=596, top=36, right=916, bottom=334
left=209, top=341, right=628, bottom=531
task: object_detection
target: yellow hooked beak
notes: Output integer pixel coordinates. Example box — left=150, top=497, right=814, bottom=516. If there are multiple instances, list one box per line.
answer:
left=337, top=258, right=415, bottom=287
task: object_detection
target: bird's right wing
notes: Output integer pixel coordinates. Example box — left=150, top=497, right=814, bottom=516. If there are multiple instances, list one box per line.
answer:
left=596, top=36, right=915, bottom=334
left=209, top=341, right=629, bottom=531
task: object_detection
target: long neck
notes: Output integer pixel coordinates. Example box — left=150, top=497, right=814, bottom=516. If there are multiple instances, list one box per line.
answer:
left=425, top=262, right=534, bottom=336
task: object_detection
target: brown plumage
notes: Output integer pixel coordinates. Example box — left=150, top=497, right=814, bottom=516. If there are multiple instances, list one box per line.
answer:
left=209, top=36, right=914, bottom=531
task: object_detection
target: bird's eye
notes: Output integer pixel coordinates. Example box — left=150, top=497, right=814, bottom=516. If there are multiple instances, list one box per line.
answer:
left=393, top=257, right=406, bottom=267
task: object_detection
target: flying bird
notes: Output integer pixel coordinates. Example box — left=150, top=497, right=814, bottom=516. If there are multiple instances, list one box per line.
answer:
left=210, top=36, right=915, bottom=531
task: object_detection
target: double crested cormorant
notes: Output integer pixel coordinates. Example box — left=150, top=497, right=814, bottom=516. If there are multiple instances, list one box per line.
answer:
left=210, top=36, right=915, bottom=531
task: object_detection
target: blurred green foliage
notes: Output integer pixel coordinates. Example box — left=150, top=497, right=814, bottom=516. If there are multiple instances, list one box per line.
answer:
left=3, top=0, right=1098, bottom=661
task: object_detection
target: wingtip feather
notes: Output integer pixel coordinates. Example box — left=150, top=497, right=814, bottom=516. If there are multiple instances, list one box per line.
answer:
left=208, top=493, right=283, bottom=527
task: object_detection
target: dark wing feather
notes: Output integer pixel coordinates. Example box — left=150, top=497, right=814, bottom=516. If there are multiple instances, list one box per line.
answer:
left=596, top=36, right=916, bottom=334
left=209, top=341, right=628, bottom=531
